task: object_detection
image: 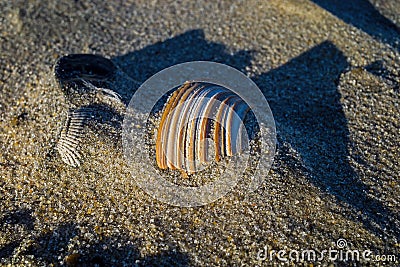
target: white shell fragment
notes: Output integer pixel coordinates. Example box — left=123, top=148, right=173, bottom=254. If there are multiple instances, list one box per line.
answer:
left=81, top=79, right=123, bottom=104
left=155, top=82, right=251, bottom=175
left=56, top=108, right=92, bottom=167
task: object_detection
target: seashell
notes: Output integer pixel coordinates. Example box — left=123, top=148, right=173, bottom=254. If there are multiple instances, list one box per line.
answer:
left=54, top=54, right=117, bottom=93
left=54, top=54, right=139, bottom=167
left=54, top=54, right=123, bottom=107
left=56, top=107, right=93, bottom=167
left=154, top=81, right=253, bottom=175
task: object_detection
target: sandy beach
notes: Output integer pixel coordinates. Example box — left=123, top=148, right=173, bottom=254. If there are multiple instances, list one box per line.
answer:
left=1, top=0, right=399, bottom=266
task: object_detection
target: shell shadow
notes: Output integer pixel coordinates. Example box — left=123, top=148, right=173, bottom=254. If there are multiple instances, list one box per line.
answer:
left=253, top=40, right=399, bottom=241
left=111, top=29, right=254, bottom=102
left=311, top=0, right=400, bottom=51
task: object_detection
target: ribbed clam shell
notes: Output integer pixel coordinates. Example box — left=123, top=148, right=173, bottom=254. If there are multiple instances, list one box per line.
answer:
left=156, top=82, right=250, bottom=175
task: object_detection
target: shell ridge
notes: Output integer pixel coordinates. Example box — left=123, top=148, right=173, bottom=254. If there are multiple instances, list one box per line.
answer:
left=156, top=82, right=190, bottom=169
left=56, top=108, right=90, bottom=167
left=194, top=86, right=227, bottom=165
left=170, top=83, right=200, bottom=170
left=186, top=85, right=215, bottom=173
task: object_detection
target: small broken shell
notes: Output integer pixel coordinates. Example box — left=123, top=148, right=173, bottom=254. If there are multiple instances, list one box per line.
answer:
left=54, top=54, right=135, bottom=167
left=54, top=54, right=117, bottom=92
left=56, top=108, right=92, bottom=167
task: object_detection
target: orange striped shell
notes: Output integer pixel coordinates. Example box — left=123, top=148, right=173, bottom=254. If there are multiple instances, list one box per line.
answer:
left=155, top=82, right=250, bottom=175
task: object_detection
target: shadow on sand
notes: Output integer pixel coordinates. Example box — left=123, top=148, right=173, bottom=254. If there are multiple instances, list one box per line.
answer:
left=110, top=30, right=398, bottom=240
left=59, top=29, right=398, bottom=241
left=253, top=40, right=399, bottom=241
left=0, top=214, right=190, bottom=266
left=312, top=0, right=400, bottom=51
